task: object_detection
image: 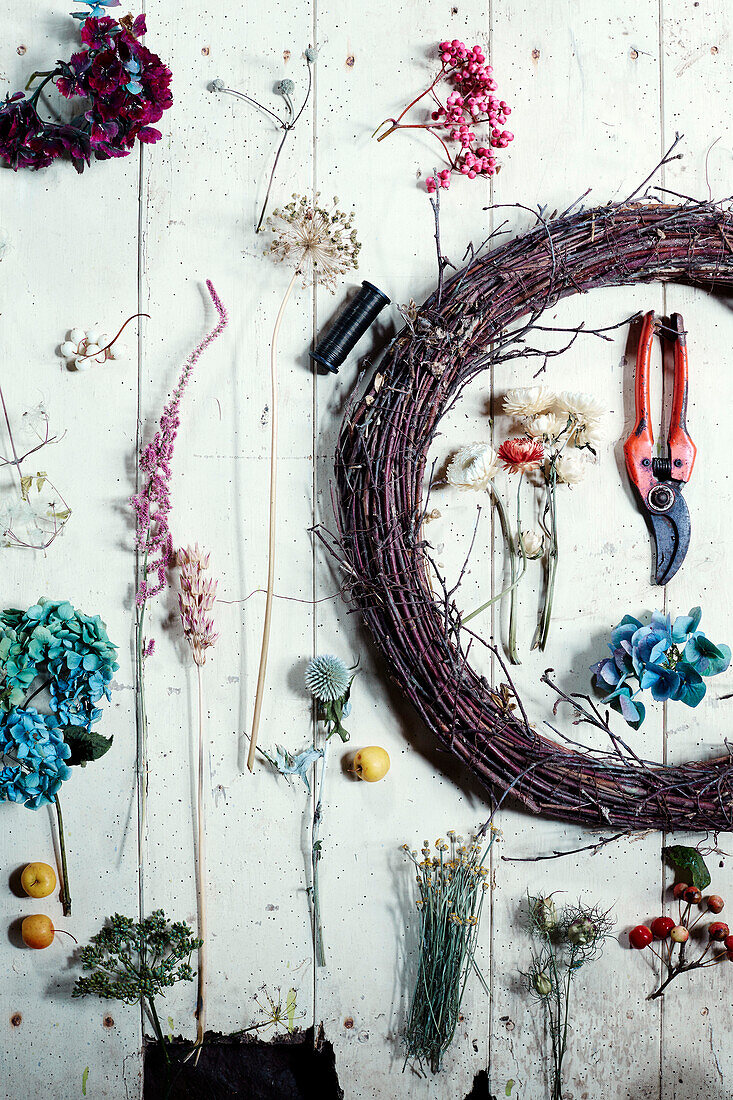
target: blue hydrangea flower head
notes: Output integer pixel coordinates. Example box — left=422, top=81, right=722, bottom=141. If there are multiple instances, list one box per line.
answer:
left=0, top=598, right=118, bottom=733
left=0, top=707, right=71, bottom=809
left=592, top=606, right=729, bottom=727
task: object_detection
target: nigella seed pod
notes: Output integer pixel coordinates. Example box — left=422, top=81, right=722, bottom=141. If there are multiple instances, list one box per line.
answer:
left=534, top=972, right=552, bottom=997
left=532, top=896, right=558, bottom=932
left=310, top=281, right=390, bottom=374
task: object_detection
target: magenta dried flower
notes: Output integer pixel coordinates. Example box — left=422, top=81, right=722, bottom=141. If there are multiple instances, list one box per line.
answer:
left=131, top=281, right=228, bottom=609
left=0, top=10, right=172, bottom=174
left=177, top=545, right=219, bottom=666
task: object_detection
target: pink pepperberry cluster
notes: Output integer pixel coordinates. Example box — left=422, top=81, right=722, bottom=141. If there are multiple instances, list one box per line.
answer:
left=426, top=40, right=513, bottom=192
left=426, top=169, right=451, bottom=194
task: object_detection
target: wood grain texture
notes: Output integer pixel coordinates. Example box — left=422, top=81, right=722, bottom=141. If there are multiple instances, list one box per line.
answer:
left=1, top=0, right=731, bottom=1096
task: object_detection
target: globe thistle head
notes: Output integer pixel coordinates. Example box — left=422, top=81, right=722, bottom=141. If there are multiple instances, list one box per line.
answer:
left=305, top=654, right=350, bottom=702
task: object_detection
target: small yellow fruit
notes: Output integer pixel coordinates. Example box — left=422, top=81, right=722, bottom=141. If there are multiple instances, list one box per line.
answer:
left=21, top=914, right=55, bottom=950
left=21, top=862, right=57, bottom=900
left=352, top=746, right=390, bottom=783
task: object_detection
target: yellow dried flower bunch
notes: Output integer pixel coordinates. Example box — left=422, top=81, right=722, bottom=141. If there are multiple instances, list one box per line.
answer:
left=403, top=826, right=501, bottom=1072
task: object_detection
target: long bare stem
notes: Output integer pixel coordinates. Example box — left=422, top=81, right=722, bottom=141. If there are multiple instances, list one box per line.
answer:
left=247, top=269, right=299, bottom=772
left=54, top=795, right=71, bottom=916
left=194, top=662, right=207, bottom=1058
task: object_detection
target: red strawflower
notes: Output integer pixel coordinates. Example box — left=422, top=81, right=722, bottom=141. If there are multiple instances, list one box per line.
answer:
left=497, top=437, right=544, bottom=473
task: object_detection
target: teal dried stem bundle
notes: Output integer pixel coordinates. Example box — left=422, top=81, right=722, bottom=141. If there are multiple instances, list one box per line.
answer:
left=525, top=893, right=614, bottom=1100
left=403, top=828, right=499, bottom=1073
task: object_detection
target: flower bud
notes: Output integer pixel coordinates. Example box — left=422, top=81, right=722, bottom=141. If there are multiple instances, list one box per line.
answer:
left=534, top=971, right=552, bottom=997
left=518, top=529, right=544, bottom=560
left=533, top=896, right=558, bottom=932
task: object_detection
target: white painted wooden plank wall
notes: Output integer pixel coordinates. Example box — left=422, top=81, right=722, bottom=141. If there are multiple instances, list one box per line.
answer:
left=1, top=1, right=732, bottom=1097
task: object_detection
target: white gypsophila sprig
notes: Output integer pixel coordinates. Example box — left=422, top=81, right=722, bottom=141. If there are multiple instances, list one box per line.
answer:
left=266, top=194, right=361, bottom=292
left=446, top=442, right=500, bottom=491
left=503, top=385, right=556, bottom=419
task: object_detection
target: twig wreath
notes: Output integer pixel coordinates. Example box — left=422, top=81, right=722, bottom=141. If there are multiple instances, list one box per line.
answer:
left=327, top=178, right=733, bottom=833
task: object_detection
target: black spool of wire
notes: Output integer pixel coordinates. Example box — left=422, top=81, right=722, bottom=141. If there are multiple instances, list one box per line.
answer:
left=310, top=280, right=390, bottom=373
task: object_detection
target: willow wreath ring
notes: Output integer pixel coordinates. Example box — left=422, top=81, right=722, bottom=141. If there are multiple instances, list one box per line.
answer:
left=331, top=198, right=733, bottom=833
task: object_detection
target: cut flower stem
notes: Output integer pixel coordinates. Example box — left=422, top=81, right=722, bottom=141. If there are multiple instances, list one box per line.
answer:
left=54, top=794, right=71, bottom=916
left=247, top=268, right=299, bottom=772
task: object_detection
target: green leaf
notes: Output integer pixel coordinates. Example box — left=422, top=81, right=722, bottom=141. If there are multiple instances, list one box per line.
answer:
left=286, top=988, right=297, bottom=1033
left=663, top=844, right=711, bottom=890
left=20, top=475, right=32, bottom=500
left=82, top=1067, right=89, bottom=1096
left=505, top=1082, right=515, bottom=1097
left=63, top=725, right=113, bottom=767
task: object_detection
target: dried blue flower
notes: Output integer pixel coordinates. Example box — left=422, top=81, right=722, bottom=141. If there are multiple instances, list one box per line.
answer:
left=305, top=654, right=350, bottom=703
left=259, top=744, right=324, bottom=793
left=0, top=598, right=118, bottom=732
left=0, top=707, right=72, bottom=808
left=592, top=606, right=730, bottom=727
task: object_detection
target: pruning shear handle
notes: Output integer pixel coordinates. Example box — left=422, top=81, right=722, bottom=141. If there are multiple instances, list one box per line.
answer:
left=624, top=311, right=696, bottom=585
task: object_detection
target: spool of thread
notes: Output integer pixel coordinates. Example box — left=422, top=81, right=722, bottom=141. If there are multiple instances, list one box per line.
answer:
left=310, top=280, right=390, bottom=373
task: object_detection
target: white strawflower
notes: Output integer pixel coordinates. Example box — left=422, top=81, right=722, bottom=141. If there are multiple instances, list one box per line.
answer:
left=573, top=418, right=606, bottom=449
left=518, top=529, right=544, bottom=559
left=503, top=386, right=556, bottom=419
left=553, top=391, right=606, bottom=451
left=555, top=452, right=589, bottom=485
left=525, top=412, right=565, bottom=442
left=554, top=391, right=605, bottom=421
left=446, top=443, right=500, bottom=491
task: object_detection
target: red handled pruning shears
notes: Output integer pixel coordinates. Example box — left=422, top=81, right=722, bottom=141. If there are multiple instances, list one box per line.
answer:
left=624, top=311, right=696, bottom=585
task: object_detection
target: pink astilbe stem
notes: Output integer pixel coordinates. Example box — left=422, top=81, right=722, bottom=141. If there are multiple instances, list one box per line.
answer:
left=131, top=281, right=228, bottom=608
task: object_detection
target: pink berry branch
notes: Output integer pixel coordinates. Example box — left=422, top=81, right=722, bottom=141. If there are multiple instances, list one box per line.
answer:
left=374, top=39, right=514, bottom=193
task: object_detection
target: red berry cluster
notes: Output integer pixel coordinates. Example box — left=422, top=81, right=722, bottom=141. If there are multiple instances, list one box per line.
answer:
left=629, top=886, right=732, bottom=998
left=375, top=39, right=513, bottom=194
